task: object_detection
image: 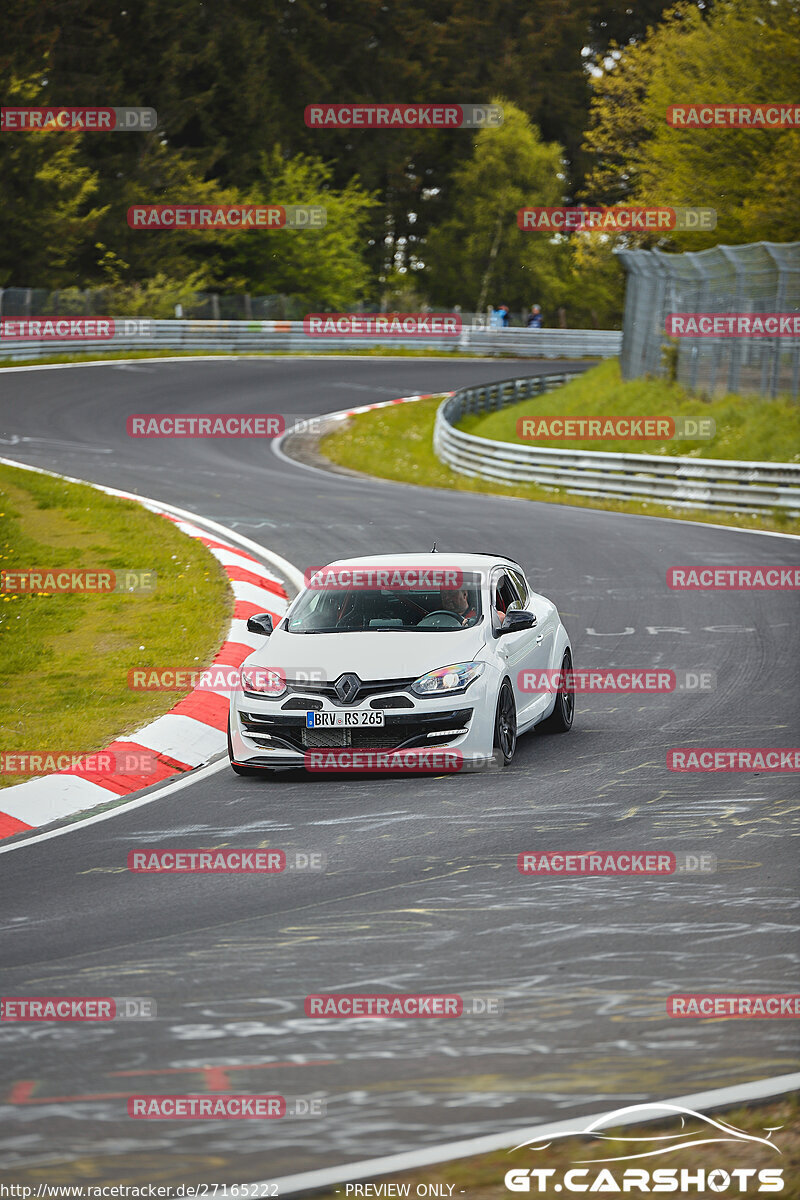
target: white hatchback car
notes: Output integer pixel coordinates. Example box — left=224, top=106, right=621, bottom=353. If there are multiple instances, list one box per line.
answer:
left=227, top=552, right=573, bottom=775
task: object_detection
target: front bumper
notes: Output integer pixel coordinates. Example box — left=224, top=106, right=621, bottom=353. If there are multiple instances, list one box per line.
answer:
left=229, top=675, right=499, bottom=771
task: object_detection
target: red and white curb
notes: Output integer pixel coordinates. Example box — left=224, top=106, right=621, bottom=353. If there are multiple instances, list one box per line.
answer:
left=0, top=392, right=442, bottom=840
left=0, top=459, right=301, bottom=842
left=334, top=391, right=450, bottom=419
left=272, top=390, right=453, bottom=475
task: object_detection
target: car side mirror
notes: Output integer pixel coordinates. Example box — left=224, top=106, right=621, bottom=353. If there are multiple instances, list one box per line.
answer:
left=246, top=612, right=274, bottom=636
left=497, top=609, right=537, bottom=636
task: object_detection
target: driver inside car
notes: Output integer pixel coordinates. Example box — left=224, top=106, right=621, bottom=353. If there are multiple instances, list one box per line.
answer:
left=440, top=587, right=477, bottom=625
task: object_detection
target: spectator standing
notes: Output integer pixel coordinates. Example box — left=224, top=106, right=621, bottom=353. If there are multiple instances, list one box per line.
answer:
left=527, top=304, right=543, bottom=328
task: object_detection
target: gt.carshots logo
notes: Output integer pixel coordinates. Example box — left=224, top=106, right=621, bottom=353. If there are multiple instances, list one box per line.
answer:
left=303, top=314, right=461, bottom=336
left=504, top=1102, right=784, bottom=1193
left=304, top=103, right=503, bottom=128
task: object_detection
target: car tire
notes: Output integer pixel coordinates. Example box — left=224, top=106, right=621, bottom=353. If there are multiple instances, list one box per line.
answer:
left=227, top=716, right=263, bottom=777
left=493, top=679, right=517, bottom=766
left=538, top=649, right=575, bottom=733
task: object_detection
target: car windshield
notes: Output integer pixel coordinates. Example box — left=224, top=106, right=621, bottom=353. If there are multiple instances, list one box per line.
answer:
left=285, top=579, right=483, bottom=633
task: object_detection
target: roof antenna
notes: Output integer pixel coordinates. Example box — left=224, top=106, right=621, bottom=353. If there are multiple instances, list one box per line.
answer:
left=431, top=541, right=437, bottom=552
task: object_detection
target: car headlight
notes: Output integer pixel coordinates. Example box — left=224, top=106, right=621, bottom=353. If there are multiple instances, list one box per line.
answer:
left=240, top=666, right=286, bottom=697
left=410, top=661, right=485, bottom=697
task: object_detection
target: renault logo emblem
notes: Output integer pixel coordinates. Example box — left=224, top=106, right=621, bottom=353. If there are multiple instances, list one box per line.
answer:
left=334, top=673, right=361, bottom=704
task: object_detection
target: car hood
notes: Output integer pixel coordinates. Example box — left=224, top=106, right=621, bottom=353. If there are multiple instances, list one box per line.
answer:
left=247, top=625, right=488, bottom=681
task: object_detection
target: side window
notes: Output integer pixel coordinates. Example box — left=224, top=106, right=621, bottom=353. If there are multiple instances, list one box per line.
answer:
left=508, top=569, right=528, bottom=610
left=491, top=571, right=506, bottom=625
left=493, top=572, right=519, bottom=619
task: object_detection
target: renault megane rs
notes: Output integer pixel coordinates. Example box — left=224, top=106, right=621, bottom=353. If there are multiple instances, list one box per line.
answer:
left=227, top=552, right=573, bottom=775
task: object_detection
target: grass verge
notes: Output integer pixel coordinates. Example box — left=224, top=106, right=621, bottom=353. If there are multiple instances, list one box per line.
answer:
left=314, top=1094, right=800, bottom=1200
left=319, top=392, right=800, bottom=536
left=460, top=358, right=800, bottom=462
left=0, top=463, right=232, bottom=789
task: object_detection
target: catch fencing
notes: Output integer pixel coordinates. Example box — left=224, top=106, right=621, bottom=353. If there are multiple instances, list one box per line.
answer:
left=0, top=319, right=621, bottom=361
left=0, top=287, right=303, bottom=321
left=617, top=242, right=800, bottom=399
left=433, top=371, right=800, bottom=515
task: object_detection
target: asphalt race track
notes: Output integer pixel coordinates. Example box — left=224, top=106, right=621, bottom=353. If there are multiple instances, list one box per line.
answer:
left=0, top=357, right=798, bottom=1186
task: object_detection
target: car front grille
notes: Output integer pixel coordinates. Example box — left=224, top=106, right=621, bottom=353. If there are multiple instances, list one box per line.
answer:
left=285, top=676, right=417, bottom=706
left=239, top=709, right=473, bottom=753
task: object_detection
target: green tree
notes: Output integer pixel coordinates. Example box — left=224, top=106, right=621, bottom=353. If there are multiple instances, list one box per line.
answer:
left=0, top=71, right=106, bottom=287
left=556, top=233, right=627, bottom=328
left=225, top=149, right=377, bottom=309
left=423, top=102, right=564, bottom=312
left=584, top=0, right=800, bottom=248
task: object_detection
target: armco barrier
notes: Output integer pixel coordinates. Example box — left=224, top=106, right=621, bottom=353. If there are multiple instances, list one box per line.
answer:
left=0, top=320, right=622, bottom=361
left=433, top=372, right=800, bottom=515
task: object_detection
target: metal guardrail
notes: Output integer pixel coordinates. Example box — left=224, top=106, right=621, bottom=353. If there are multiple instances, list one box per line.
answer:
left=0, top=320, right=622, bottom=361
left=461, top=328, right=621, bottom=358
left=433, top=371, right=800, bottom=515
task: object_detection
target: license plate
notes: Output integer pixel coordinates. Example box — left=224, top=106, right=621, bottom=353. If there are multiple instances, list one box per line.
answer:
left=307, top=710, right=385, bottom=728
